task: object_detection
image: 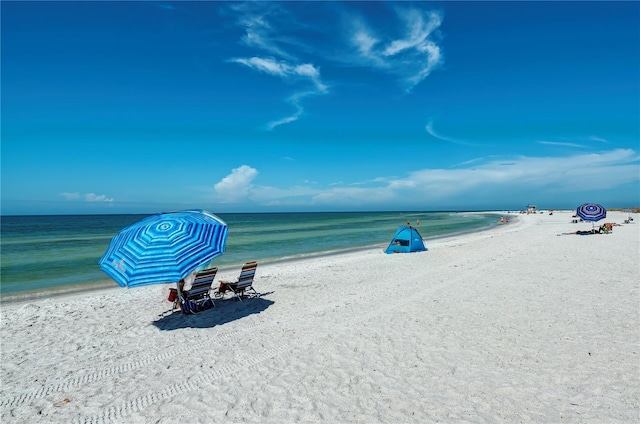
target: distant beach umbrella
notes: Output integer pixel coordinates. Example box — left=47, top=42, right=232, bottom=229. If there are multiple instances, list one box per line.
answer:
left=99, top=210, right=228, bottom=288
left=576, top=203, right=606, bottom=222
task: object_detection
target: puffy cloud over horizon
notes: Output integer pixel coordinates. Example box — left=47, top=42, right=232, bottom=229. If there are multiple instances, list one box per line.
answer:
left=206, top=149, right=638, bottom=210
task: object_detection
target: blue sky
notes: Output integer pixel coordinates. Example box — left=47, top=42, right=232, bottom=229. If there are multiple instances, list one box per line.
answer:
left=2, top=1, right=639, bottom=215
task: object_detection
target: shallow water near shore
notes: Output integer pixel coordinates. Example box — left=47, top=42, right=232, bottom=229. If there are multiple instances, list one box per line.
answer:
left=1, top=211, right=501, bottom=297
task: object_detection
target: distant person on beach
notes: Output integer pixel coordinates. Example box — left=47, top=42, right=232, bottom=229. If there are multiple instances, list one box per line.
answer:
left=500, top=216, right=504, bottom=224
left=560, top=227, right=603, bottom=235
left=599, top=222, right=621, bottom=233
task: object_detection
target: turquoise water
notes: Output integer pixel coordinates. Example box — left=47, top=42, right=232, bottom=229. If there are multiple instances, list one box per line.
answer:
left=0, top=211, right=499, bottom=296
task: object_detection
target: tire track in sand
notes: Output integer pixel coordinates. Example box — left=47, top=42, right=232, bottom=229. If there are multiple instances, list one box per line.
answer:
left=0, top=293, right=356, bottom=409
left=76, top=267, right=484, bottom=424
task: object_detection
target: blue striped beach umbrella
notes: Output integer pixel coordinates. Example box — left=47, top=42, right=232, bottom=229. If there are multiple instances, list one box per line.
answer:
left=576, top=203, right=606, bottom=222
left=99, top=210, right=228, bottom=288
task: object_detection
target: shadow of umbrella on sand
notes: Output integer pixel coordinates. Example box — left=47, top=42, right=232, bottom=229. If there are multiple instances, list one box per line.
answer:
left=153, top=296, right=275, bottom=330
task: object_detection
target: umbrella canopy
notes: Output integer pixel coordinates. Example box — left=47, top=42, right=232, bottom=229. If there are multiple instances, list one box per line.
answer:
left=576, top=203, right=606, bottom=222
left=99, top=210, right=228, bottom=288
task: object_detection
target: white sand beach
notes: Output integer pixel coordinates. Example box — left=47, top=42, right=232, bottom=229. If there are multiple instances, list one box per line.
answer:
left=1, top=210, right=638, bottom=423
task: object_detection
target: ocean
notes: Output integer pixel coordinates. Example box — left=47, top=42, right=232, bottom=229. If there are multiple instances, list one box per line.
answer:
left=0, top=211, right=500, bottom=298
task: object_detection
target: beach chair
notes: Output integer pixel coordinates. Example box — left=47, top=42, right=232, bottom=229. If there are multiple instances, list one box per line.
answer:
left=216, top=261, right=258, bottom=301
left=175, top=267, right=218, bottom=314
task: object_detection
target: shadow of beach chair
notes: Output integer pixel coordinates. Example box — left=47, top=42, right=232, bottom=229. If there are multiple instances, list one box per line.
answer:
left=175, top=268, right=218, bottom=314
left=216, top=261, right=258, bottom=301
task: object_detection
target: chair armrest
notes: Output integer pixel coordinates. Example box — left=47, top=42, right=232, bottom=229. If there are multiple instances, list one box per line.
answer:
left=216, top=280, right=237, bottom=295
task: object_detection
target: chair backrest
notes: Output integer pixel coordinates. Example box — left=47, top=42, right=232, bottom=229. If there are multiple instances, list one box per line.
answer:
left=236, top=262, right=257, bottom=289
left=185, top=267, right=218, bottom=299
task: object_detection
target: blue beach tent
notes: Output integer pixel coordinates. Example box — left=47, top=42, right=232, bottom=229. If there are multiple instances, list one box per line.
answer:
left=385, top=225, right=427, bottom=254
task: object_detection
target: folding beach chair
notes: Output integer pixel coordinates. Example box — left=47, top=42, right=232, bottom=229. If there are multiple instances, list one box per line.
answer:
left=175, top=267, right=218, bottom=314
left=216, top=261, right=258, bottom=301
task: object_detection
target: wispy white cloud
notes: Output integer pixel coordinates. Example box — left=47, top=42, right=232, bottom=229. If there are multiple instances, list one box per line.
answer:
left=211, top=150, right=639, bottom=208
left=537, top=140, right=586, bottom=148
left=85, top=193, right=114, bottom=202
left=227, top=3, right=443, bottom=128
left=267, top=88, right=328, bottom=130
left=231, top=2, right=297, bottom=61
left=149, top=2, right=177, bottom=11
left=230, top=57, right=328, bottom=130
left=363, top=149, right=639, bottom=202
left=251, top=185, right=321, bottom=206
left=537, top=136, right=611, bottom=148
left=231, top=56, right=287, bottom=76
left=266, top=113, right=300, bottom=130
left=60, top=192, right=81, bottom=200
left=227, top=2, right=329, bottom=130
left=311, top=186, right=396, bottom=207
left=350, top=18, right=386, bottom=67
left=350, top=7, right=444, bottom=91
left=60, top=192, right=114, bottom=202
left=425, top=119, right=477, bottom=146
left=230, top=57, right=327, bottom=130
left=231, top=57, right=327, bottom=93
left=451, top=157, right=485, bottom=168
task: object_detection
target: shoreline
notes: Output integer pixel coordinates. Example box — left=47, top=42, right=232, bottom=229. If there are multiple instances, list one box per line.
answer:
left=1, top=210, right=638, bottom=422
left=0, top=211, right=515, bottom=305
